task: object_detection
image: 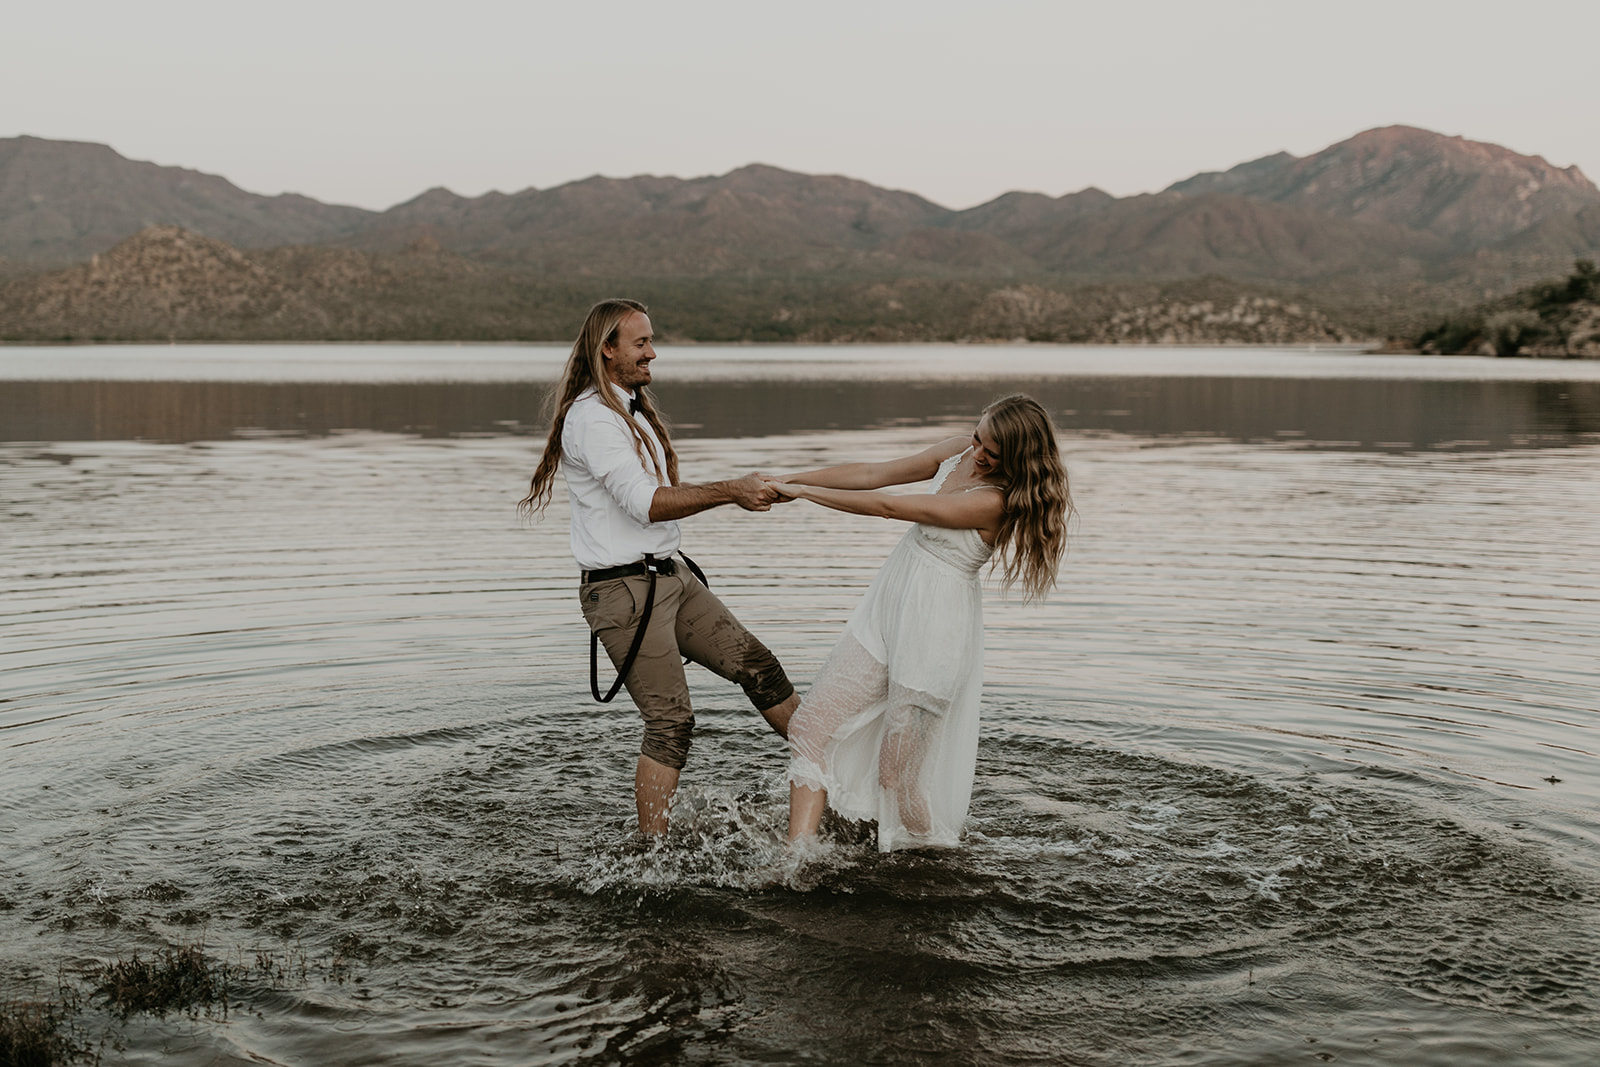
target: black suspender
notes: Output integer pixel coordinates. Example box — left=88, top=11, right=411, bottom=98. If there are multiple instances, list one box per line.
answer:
left=589, top=552, right=708, bottom=703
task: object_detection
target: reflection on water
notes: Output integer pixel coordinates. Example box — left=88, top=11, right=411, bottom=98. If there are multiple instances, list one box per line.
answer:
left=4, top=375, right=1600, bottom=450
left=2, top=347, right=1599, bottom=1066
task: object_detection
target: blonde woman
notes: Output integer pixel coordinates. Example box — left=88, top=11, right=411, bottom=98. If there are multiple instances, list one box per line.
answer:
left=768, top=395, right=1072, bottom=851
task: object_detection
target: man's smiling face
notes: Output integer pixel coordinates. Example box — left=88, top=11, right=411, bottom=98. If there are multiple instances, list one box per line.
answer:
left=602, top=311, right=656, bottom=391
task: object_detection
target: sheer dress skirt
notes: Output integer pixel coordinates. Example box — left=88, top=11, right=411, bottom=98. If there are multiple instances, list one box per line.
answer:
left=788, top=525, right=986, bottom=851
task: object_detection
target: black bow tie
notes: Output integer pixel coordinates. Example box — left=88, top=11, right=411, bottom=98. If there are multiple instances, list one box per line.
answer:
left=629, top=395, right=643, bottom=415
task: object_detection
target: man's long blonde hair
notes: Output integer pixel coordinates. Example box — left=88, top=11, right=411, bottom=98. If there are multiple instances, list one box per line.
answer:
left=985, top=394, right=1073, bottom=601
left=518, top=299, right=679, bottom=516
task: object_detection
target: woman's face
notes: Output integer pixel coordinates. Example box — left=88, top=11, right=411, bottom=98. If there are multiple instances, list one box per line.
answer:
left=971, top=415, right=1003, bottom=480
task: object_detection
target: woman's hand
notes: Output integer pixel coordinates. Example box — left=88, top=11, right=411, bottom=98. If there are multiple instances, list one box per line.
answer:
left=761, top=477, right=802, bottom=501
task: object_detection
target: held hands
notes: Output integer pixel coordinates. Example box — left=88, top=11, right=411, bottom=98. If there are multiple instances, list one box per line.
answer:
left=727, top=472, right=792, bottom=512
left=761, top=477, right=801, bottom=502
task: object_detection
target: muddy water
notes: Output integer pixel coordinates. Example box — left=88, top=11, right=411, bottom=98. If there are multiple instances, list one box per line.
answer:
left=2, top=345, right=1599, bottom=1065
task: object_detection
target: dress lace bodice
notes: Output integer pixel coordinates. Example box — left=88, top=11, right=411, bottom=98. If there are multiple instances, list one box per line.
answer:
left=912, top=452, right=996, bottom=576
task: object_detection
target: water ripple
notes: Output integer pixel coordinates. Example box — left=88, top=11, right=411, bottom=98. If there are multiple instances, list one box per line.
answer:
left=3, top=427, right=1599, bottom=1065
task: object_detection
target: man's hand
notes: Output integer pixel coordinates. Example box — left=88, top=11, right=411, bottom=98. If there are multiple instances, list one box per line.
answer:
left=726, top=473, right=782, bottom=511
left=761, top=477, right=801, bottom=502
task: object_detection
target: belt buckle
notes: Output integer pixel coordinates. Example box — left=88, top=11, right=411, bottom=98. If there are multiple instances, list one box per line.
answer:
left=644, top=555, right=668, bottom=576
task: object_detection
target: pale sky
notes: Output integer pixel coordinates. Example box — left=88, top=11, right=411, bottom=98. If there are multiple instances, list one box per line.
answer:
left=6, top=0, right=1597, bottom=212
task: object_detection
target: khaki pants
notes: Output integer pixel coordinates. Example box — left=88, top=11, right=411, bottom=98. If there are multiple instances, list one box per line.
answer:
left=580, top=571, right=793, bottom=770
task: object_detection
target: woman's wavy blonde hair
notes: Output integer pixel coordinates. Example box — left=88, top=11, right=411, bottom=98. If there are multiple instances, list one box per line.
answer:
left=983, top=394, right=1073, bottom=601
left=517, top=298, right=678, bottom=516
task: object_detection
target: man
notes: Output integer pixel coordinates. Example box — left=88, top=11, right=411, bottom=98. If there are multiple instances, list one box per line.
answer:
left=519, top=298, right=798, bottom=834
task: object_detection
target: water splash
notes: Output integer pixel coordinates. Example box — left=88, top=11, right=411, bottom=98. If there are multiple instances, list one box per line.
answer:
left=573, top=782, right=865, bottom=895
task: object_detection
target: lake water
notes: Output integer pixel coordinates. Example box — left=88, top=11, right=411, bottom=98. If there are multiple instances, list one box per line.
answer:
left=2, top=343, right=1599, bottom=1065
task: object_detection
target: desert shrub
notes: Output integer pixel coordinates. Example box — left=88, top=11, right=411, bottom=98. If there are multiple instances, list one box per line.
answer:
left=1484, top=309, right=1546, bottom=357
left=1417, top=314, right=1484, bottom=354
left=1564, top=258, right=1598, bottom=303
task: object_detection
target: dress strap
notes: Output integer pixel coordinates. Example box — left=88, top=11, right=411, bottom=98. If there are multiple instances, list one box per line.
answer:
left=931, top=451, right=963, bottom=492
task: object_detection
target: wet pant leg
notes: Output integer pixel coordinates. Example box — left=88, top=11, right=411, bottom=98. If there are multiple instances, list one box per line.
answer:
left=580, top=573, right=694, bottom=770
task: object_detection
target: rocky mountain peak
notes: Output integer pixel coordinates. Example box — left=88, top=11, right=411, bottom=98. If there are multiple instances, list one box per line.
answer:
left=1340, top=125, right=1593, bottom=185
left=1168, top=126, right=1600, bottom=247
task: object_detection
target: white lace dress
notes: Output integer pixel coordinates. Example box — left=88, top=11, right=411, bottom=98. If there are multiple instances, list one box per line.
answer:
left=788, top=453, right=996, bottom=851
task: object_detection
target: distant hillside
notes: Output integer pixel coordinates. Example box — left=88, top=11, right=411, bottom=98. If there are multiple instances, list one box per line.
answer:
left=343, top=164, right=951, bottom=274
left=9, top=225, right=321, bottom=334
left=0, top=225, right=1354, bottom=345
left=961, top=190, right=1443, bottom=281
left=1489, top=204, right=1600, bottom=261
left=1168, top=125, right=1600, bottom=249
left=338, top=164, right=1455, bottom=285
left=1412, top=259, right=1599, bottom=357
left=0, top=226, right=506, bottom=341
left=0, top=136, right=373, bottom=267
left=3, top=128, right=1600, bottom=341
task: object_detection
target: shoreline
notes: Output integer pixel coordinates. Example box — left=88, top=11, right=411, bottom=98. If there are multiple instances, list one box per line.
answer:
left=6, top=344, right=1600, bottom=394
left=1, top=337, right=1387, bottom=349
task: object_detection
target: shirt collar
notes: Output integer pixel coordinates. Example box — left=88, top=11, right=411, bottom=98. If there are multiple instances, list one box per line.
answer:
left=605, top=381, right=637, bottom=408
left=578, top=382, right=637, bottom=407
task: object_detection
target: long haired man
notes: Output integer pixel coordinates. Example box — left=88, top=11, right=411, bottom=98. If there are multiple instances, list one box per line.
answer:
left=521, top=299, right=798, bottom=834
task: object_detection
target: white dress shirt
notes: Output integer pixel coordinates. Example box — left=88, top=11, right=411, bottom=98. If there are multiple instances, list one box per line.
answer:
left=561, top=383, right=680, bottom=571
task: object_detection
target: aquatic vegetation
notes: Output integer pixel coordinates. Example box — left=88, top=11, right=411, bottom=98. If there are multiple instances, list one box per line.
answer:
left=0, top=1000, right=72, bottom=1067
left=92, top=946, right=233, bottom=1020
left=0, top=987, right=88, bottom=1067
left=0, top=944, right=316, bottom=1064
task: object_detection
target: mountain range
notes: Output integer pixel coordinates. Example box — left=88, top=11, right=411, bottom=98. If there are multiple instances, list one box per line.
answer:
left=1, top=127, right=1597, bottom=343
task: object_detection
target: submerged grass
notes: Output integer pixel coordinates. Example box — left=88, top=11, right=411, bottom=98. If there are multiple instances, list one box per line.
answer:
left=0, top=942, right=313, bottom=1064
left=0, top=992, right=85, bottom=1067
left=92, top=945, right=233, bottom=1020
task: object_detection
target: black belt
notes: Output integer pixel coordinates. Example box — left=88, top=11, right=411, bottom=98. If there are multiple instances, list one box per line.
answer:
left=587, top=552, right=708, bottom=703
left=582, top=557, right=676, bottom=584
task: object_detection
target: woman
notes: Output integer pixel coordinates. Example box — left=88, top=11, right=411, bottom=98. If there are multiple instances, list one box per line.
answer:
left=768, top=395, right=1072, bottom=851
